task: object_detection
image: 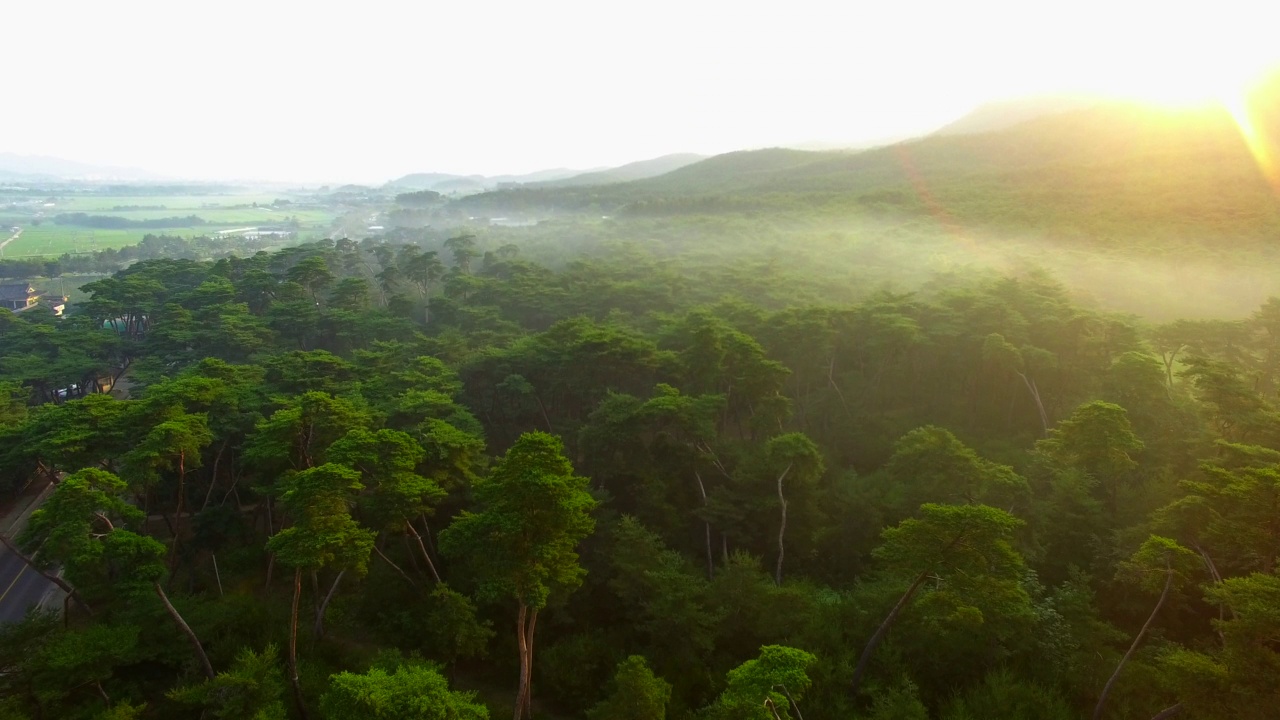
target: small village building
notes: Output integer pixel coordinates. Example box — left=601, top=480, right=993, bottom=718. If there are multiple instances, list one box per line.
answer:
left=0, top=282, right=68, bottom=316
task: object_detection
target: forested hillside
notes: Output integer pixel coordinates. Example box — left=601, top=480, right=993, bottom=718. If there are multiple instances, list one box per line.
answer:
left=460, top=100, right=1280, bottom=247
left=3, top=223, right=1280, bottom=720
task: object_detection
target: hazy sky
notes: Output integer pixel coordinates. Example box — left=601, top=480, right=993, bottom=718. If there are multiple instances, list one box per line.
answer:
left=6, top=0, right=1278, bottom=183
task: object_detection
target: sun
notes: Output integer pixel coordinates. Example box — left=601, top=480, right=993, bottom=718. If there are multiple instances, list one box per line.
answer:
left=1102, top=54, right=1280, bottom=193
left=1103, top=56, right=1260, bottom=109
left=1222, top=75, right=1280, bottom=194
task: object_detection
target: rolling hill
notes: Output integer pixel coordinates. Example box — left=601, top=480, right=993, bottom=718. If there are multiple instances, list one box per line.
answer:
left=932, top=95, right=1101, bottom=136
left=0, top=153, right=161, bottom=182
left=528, top=153, right=707, bottom=188
left=456, top=98, right=1280, bottom=244
left=385, top=167, right=589, bottom=194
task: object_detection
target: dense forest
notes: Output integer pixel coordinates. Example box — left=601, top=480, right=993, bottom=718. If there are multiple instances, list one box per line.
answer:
left=2, top=217, right=1280, bottom=720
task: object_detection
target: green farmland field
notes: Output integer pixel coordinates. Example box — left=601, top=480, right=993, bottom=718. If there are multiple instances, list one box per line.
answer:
left=0, top=192, right=339, bottom=258
left=0, top=225, right=139, bottom=257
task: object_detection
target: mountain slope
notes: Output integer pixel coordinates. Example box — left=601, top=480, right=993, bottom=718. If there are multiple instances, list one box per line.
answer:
left=529, top=153, right=707, bottom=188
left=386, top=167, right=587, bottom=193
left=458, top=99, right=1280, bottom=242
left=0, top=153, right=160, bottom=181
left=932, top=95, right=1101, bottom=136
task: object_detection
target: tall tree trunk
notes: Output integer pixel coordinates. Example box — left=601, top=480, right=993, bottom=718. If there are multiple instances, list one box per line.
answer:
left=287, top=569, right=309, bottom=720
left=512, top=604, right=540, bottom=720
left=153, top=581, right=214, bottom=679
left=778, top=684, right=804, bottom=720
left=775, top=463, right=793, bottom=586
left=419, top=515, right=438, bottom=556
left=373, top=544, right=417, bottom=587
left=313, top=570, right=345, bottom=640
left=851, top=570, right=930, bottom=696
left=402, top=534, right=425, bottom=576
left=514, top=605, right=529, bottom=720
left=405, top=521, right=442, bottom=583
left=201, top=440, right=229, bottom=512
left=1093, top=564, right=1174, bottom=720
left=532, top=393, right=553, bottom=434
left=1016, top=371, right=1050, bottom=437
left=0, top=534, right=94, bottom=616
left=522, top=608, right=539, bottom=719
left=264, top=553, right=276, bottom=593
left=168, top=450, right=187, bottom=573
left=310, top=571, right=321, bottom=617
left=694, top=470, right=714, bottom=579
left=212, top=553, right=224, bottom=597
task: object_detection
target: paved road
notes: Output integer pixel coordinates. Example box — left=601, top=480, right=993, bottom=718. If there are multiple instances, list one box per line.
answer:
left=0, top=483, right=58, bottom=624
left=0, top=227, right=21, bottom=257
left=0, top=547, right=53, bottom=623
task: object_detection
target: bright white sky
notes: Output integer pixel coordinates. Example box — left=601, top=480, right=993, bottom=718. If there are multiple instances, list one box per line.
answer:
left=5, top=0, right=1278, bottom=183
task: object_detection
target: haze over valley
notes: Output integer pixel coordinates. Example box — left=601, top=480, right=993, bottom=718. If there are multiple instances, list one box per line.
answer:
left=4, top=3, right=1280, bottom=720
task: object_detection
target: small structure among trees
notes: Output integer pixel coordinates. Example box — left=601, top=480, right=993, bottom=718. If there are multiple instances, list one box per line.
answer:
left=0, top=282, right=66, bottom=316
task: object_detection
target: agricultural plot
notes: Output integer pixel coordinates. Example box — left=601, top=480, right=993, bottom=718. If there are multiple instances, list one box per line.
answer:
left=0, top=192, right=339, bottom=258
left=0, top=224, right=139, bottom=257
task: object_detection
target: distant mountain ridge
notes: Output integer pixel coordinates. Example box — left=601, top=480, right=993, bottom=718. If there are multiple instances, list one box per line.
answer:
left=455, top=98, right=1280, bottom=243
left=527, top=153, right=707, bottom=188
left=932, top=95, right=1102, bottom=136
left=0, top=153, right=161, bottom=182
left=385, top=154, right=708, bottom=195
left=386, top=167, right=592, bottom=194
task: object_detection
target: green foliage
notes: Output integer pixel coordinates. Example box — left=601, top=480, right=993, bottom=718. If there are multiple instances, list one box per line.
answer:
left=1115, top=535, right=1201, bottom=596
left=13, top=176, right=1280, bottom=720
left=1037, top=401, right=1143, bottom=479
left=439, top=431, right=596, bottom=608
left=1157, top=444, right=1280, bottom=575
left=267, top=463, right=375, bottom=573
left=19, top=468, right=143, bottom=588
left=863, top=678, right=929, bottom=720
left=0, top=380, right=27, bottom=428
left=880, top=426, right=1029, bottom=516
left=245, top=391, right=372, bottom=472
left=419, top=585, right=495, bottom=663
left=168, top=644, right=288, bottom=720
left=319, top=663, right=488, bottom=720
left=702, top=645, right=816, bottom=720
left=328, top=427, right=447, bottom=532
left=874, top=504, right=1027, bottom=592
left=587, top=655, right=672, bottom=720
left=1161, top=573, right=1280, bottom=719
left=939, top=668, right=1074, bottom=720
left=121, top=410, right=213, bottom=487
left=1036, top=401, right=1145, bottom=520
left=0, top=612, right=146, bottom=720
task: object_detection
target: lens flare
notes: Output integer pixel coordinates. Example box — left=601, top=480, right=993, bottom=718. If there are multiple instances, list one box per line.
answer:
left=1222, top=71, right=1280, bottom=195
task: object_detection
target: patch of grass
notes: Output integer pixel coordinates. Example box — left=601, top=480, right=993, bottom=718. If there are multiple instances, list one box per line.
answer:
left=0, top=224, right=141, bottom=256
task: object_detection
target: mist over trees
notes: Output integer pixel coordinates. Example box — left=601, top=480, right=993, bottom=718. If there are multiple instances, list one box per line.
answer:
left=1, top=209, right=1279, bottom=719
left=2, top=87, right=1280, bottom=719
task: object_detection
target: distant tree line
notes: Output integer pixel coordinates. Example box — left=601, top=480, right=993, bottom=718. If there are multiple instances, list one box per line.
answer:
left=53, top=213, right=208, bottom=229
left=394, top=190, right=443, bottom=206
